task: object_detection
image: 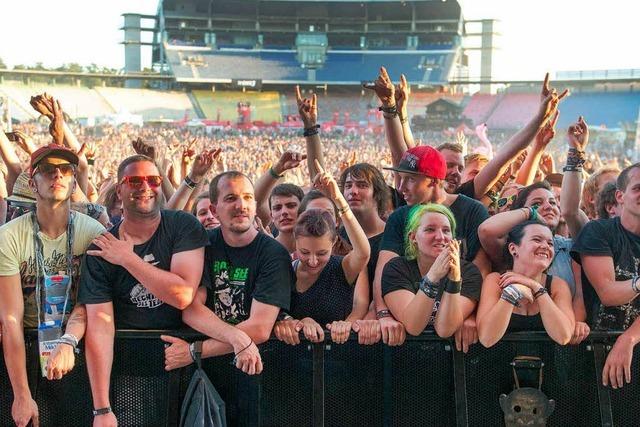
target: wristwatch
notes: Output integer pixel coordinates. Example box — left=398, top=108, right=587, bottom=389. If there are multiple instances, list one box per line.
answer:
left=93, top=407, right=112, bottom=416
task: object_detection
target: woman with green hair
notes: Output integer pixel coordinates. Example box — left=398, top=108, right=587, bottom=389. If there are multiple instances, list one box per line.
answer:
left=381, top=204, right=482, bottom=337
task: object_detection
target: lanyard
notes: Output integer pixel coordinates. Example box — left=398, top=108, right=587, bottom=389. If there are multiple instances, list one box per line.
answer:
left=31, top=210, right=75, bottom=325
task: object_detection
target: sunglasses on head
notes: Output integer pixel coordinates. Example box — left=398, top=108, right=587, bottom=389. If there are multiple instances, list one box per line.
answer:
left=33, top=163, right=75, bottom=177
left=119, top=175, right=163, bottom=189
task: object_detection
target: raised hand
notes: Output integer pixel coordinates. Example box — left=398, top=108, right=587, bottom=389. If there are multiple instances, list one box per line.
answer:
left=427, top=247, right=451, bottom=283
left=49, top=99, right=65, bottom=146
left=295, top=85, right=317, bottom=128
left=312, top=159, right=342, bottom=203
left=190, top=148, right=221, bottom=182
left=131, top=137, right=157, bottom=162
left=373, top=66, right=395, bottom=108
left=29, top=93, right=54, bottom=120
left=338, top=151, right=357, bottom=173
left=539, top=152, right=555, bottom=176
left=535, top=110, right=559, bottom=148
left=272, top=150, right=307, bottom=176
left=568, top=116, right=589, bottom=151
left=10, top=130, right=38, bottom=155
left=395, top=74, right=411, bottom=119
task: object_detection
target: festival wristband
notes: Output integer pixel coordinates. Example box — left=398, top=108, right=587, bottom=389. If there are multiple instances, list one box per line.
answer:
left=445, top=279, right=462, bottom=294
left=419, top=276, right=439, bottom=299
left=500, top=285, right=523, bottom=307
left=93, top=407, right=112, bottom=417
left=631, top=274, right=640, bottom=294
left=533, top=287, right=549, bottom=300
left=376, top=309, right=391, bottom=320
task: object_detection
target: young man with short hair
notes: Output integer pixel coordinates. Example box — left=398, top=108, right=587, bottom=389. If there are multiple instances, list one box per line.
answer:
left=269, top=183, right=304, bottom=253
left=79, top=154, right=208, bottom=426
left=0, top=144, right=105, bottom=427
left=571, top=162, right=640, bottom=389
left=163, top=171, right=294, bottom=376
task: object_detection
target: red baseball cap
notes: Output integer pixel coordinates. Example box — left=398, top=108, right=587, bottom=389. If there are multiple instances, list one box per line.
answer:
left=383, top=146, right=446, bottom=180
left=30, top=144, right=79, bottom=175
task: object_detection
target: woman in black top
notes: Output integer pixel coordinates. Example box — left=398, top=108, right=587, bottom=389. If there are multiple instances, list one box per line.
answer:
left=477, top=220, right=574, bottom=347
left=382, top=204, right=482, bottom=337
left=274, top=162, right=370, bottom=345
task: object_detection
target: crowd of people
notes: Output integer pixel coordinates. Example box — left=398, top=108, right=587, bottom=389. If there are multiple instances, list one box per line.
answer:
left=1, top=68, right=639, bottom=427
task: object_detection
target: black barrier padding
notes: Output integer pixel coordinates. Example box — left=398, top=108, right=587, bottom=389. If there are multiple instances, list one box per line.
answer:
left=464, top=341, right=600, bottom=427
left=609, top=345, right=640, bottom=426
left=111, top=337, right=171, bottom=427
left=258, top=340, right=314, bottom=427
left=391, top=339, right=456, bottom=426
left=324, top=340, right=384, bottom=427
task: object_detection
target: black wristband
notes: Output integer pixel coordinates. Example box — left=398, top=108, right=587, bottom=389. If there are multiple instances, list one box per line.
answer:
left=378, top=105, right=398, bottom=115
left=184, top=175, right=198, bottom=189
left=445, top=279, right=462, bottom=294
left=93, top=407, right=112, bottom=417
left=303, top=124, right=320, bottom=137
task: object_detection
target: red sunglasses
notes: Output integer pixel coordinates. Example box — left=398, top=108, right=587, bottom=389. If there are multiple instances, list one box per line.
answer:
left=119, top=175, right=163, bottom=189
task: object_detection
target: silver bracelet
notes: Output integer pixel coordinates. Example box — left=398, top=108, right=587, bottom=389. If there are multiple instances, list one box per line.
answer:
left=501, top=285, right=523, bottom=307
left=58, top=333, right=79, bottom=349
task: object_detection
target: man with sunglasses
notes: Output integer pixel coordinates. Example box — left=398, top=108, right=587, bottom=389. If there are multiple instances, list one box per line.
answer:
left=78, top=154, right=209, bottom=426
left=0, top=144, right=105, bottom=427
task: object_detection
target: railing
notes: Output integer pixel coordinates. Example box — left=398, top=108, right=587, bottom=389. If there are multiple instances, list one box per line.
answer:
left=1, top=330, right=638, bottom=427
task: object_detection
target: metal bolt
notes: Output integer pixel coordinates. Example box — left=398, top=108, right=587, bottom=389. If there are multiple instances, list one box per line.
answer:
left=444, top=345, right=451, bottom=352
left=325, top=344, right=332, bottom=351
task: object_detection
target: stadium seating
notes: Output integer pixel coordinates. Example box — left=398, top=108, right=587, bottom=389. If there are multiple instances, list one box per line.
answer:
left=95, top=87, right=197, bottom=121
left=485, top=93, right=539, bottom=129
left=0, top=83, right=114, bottom=120
left=165, top=45, right=454, bottom=84
left=462, top=93, right=500, bottom=126
left=192, top=90, right=282, bottom=123
left=555, top=91, right=640, bottom=129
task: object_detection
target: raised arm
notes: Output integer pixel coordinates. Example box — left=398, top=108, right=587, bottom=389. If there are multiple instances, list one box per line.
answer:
left=395, top=74, right=415, bottom=149
left=166, top=148, right=219, bottom=210
left=0, top=274, right=39, bottom=427
left=472, top=73, right=566, bottom=199
left=373, top=67, right=405, bottom=168
left=313, top=160, right=370, bottom=283
left=515, top=111, right=558, bottom=186
left=0, top=169, right=7, bottom=226
left=478, top=207, right=533, bottom=264
left=0, top=131, right=23, bottom=194
left=254, top=150, right=306, bottom=225
left=296, top=86, right=324, bottom=181
left=132, top=137, right=176, bottom=200
left=87, top=236, right=204, bottom=310
left=561, top=116, right=590, bottom=236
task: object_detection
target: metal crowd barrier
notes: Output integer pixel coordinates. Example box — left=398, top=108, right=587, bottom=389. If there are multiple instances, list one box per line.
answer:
left=1, top=330, right=638, bottom=426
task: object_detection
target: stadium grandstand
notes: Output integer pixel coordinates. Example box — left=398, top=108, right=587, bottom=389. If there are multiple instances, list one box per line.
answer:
left=0, top=0, right=638, bottom=141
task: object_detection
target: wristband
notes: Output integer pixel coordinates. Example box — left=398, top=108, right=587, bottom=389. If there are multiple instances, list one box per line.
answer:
left=632, top=274, right=640, bottom=294
left=529, top=206, right=539, bottom=222
left=419, top=276, right=439, bottom=299
left=337, top=205, right=351, bottom=217
left=58, top=333, right=79, bottom=351
left=189, top=341, right=202, bottom=362
left=533, top=287, right=548, bottom=300
left=93, top=407, right=112, bottom=417
left=269, top=166, right=284, bottom=179
left=445, top=279, right=462, bottom=294
left=183, top=175, right=198, bottom=189
left=501, top=285, right=523, bottom=307
left=376, top=309, right=391, bottom=320
left=303, top=124, right=320, bottom=137
left=378, top=105, right=398, bottom=115
left=232, top=339, right=254, bottom=364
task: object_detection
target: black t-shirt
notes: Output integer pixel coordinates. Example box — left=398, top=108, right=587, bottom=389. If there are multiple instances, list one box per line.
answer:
left=455, top=179, right=476, bottom=199
left=289, top=256, right=354, bottom=325
left=78, top=210, right=209, bottom=329
left=339, top=227, right=383, bottom=293
left=570, top=217, right=640, bottom=330
left=380, top=195, right=488, bottom=261
left=381, top=257, right=481, bottom=327
left=204, top=227, right=294, bottom=324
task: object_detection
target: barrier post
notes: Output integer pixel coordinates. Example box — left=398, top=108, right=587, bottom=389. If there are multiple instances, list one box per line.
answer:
left=452, top=347, right=468, bottom=427
left=312, top=342, right=325, bottom=427
left=592, top=342, right=614, bottom=427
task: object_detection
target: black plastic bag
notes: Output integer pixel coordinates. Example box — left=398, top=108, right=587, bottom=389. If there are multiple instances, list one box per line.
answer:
left=179, top=341, right=227, bottom=427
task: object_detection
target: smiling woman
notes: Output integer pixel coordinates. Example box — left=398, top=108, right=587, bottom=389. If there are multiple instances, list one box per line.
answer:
left=476, top=220, right=575, bottom=347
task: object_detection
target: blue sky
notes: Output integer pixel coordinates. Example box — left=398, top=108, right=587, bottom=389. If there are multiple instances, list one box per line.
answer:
left=0, top=0, right=638, bottom=80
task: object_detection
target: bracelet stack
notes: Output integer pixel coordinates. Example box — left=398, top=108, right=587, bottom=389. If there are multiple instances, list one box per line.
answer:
left=379, top=104, right=398, bottom=119
left=303, top=124, right=320, bottom=137
left=58, top=333, right=80, bottom=353
left=376, top=309, right=391, bottom=320
left=562, top=148, right=587, bottom=172
left=501, top=285, right=523, bottom=307
left=533, top=287, right=548, bottom=300
left=184, top=175, right=198, bottom=189
left=269, top=166, right=284, bottom=179
left=419, top=276, right=439, bottom=299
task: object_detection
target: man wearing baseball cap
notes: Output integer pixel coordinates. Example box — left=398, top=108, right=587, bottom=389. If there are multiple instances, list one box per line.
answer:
left=0, top=143, right=105, bottom=427
left=372, top=145, right=490, bottom=347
